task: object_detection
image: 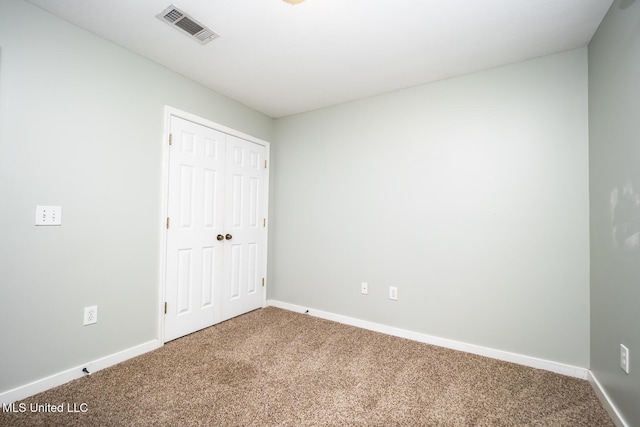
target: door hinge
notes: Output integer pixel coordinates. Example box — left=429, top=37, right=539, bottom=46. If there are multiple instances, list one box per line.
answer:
left=169, top=133, right=173, bottom=146
left=164, top=302, right=167, bottom=314
left=262, top=278, right=265, bottom=287
left=263, top=218, right=266, bottom=227
left=166, top=217, right=170, bottom=229
left=264, top=160, right=267, bottom=169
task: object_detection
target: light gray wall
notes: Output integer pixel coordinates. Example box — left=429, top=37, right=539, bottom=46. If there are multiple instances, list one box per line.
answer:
left=0, top=0, right=609, bottom=404
left=270, top=48, right=590, bottom=367
left=0, top=0, right=272, bottom=394
left=589, top=0, right=640, bottom=424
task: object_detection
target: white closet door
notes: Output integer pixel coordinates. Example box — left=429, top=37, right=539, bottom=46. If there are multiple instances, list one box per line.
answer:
left=221, top=135, right=268, bottom=321
left=164, top=115, right=268, bottom=342
left=164, top=116, right=226, bottom=342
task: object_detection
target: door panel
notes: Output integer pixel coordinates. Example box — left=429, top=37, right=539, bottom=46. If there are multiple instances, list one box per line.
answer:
left=201, top=246, right=215, bottom=307
left=164, top=117, right=226, bottom=342
left=203, top=170, right=218, bottom=228
left=176, top=248, right=192, bottom=314
left=221, top=135, right=267, bottom=321
left=165, top=116, right=268, bottom=341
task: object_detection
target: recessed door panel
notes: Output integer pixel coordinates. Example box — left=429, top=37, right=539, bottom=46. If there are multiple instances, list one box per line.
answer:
left=230, top=244, right=242, bottom=300
left=201, top=247, right=215, bottom=308
left=233, top=146, right=244, bottom=166
left=181, top=132, right=195, bottom=154
left=247, top=243, right=258, bottom=295
left=232, top=174, right=243, bottom=228
left=176, top=249, right=192, bottom=315
left=250, top=151, right=259, bottom=169
left=203, top=169, right=217, bottom=229
left=179, top=165, right=194, bottom=229
left=204, top=137, right=218, bottom=159
left=249, top=177, right=259, bottom=228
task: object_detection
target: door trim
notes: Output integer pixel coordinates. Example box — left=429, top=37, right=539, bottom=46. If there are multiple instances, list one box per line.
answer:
left=158, top=106, right=270, bottom=343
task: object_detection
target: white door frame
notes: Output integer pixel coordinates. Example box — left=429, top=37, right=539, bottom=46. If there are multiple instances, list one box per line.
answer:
left=157, top=106, right=270, bottom=343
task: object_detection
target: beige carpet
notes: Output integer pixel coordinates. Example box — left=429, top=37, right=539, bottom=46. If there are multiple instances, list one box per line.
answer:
left=2, top=307, right=614, bottom=426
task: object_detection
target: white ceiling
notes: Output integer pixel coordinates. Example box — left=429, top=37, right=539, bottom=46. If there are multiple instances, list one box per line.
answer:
left=26, top=0, right=613, bottom=118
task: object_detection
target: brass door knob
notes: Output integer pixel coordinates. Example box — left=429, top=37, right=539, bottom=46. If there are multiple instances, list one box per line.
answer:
left=217, top=234, right=224, bottom=241
left=225, top=234, right=233, bottom=240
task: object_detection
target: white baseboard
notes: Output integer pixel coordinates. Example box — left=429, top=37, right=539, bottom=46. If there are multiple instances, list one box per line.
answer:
left=266, top=299, right=589, bottom=379
left=0, top=339, right=161, bottom=405
left=588, top=371, right=629, bottom=427
left=1, top=305, right=601, bottom=412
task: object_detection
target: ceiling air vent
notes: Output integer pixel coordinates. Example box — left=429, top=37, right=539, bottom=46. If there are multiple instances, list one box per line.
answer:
left=157, top=5, right=219, bottom=45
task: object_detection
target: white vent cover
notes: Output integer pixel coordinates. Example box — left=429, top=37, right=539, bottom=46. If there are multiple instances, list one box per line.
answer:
left=157, top=5, right=219, bottom=44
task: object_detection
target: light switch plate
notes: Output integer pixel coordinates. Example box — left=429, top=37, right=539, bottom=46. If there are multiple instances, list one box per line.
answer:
left=35, top=205, right=62, bottom=226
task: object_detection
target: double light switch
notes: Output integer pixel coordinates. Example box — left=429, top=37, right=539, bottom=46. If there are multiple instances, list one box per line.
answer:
left=35, top=205, right=62, bottom=226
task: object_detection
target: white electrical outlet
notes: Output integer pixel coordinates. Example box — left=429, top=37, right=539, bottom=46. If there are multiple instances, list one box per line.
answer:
left=621, top=344, right=630, bottom=374
left=361, top=282, right=368, bottom=295
left=84, top=306, right=98, bottom=326
left=389, top=286, right=398, bottom=300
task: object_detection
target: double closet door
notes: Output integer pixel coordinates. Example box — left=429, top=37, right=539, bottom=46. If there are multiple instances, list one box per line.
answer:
left=164, top=115, right=268, bottom=342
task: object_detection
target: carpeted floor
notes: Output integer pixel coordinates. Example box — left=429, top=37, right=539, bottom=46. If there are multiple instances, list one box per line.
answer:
left=1, top=307, right=614, bottom=426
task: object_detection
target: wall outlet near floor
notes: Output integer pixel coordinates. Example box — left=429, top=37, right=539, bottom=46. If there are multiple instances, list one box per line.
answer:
left=620, top=344, right=630, bottom=374
left=361, top=282, right=368, bottom=295
left=389, top=286, right=398, bottom=301
left=84, top=306, right=98, bottom=326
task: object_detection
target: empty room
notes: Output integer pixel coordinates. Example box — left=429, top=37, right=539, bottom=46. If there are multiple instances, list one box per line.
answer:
left=0, top=0, right=638, bottom=425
